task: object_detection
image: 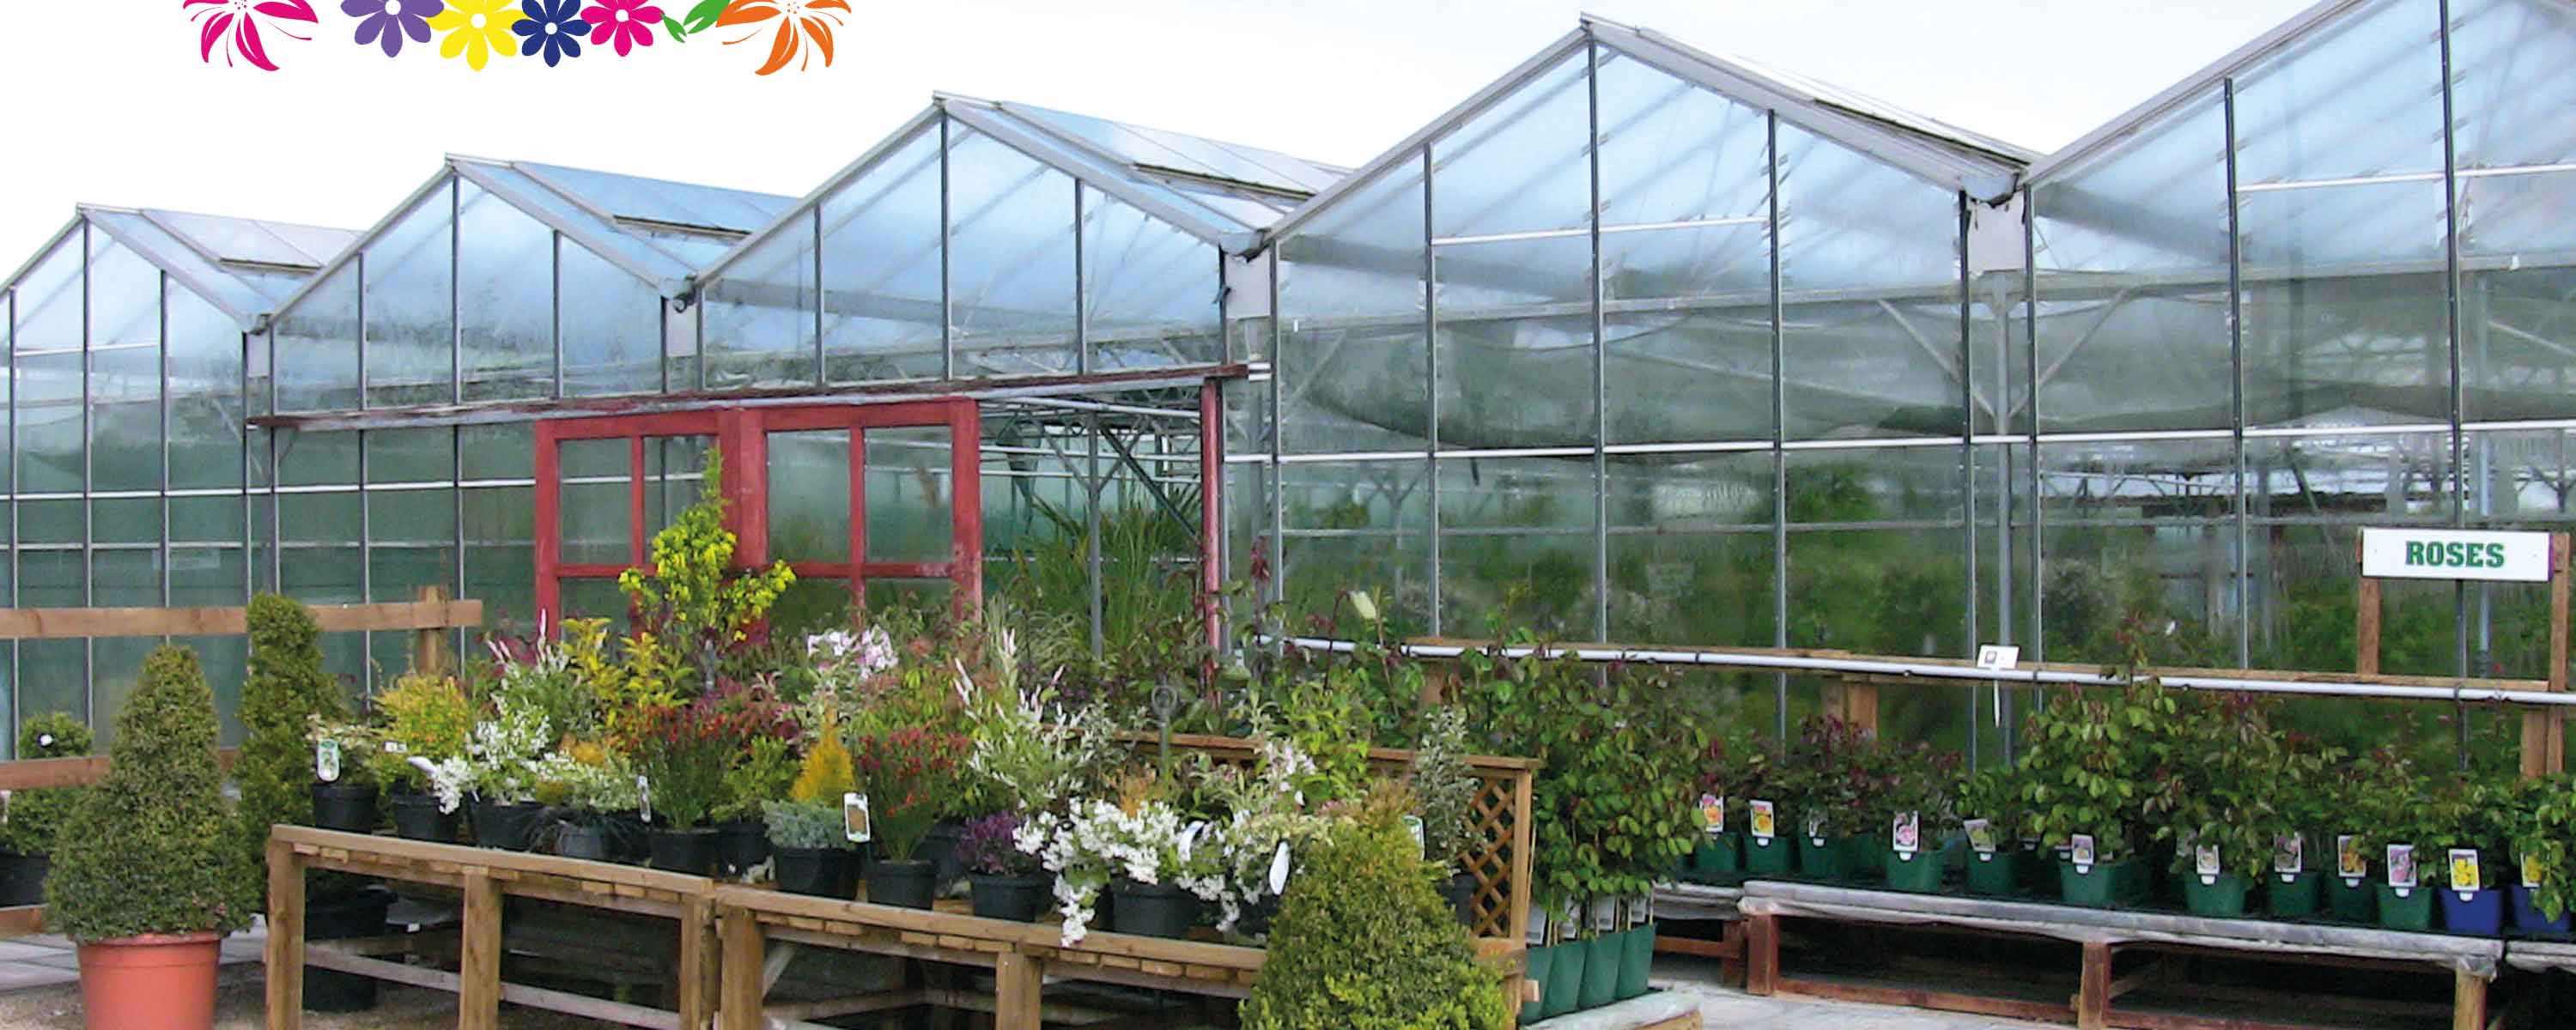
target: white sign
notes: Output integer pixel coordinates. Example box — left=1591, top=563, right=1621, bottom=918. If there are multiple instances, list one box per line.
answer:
left=1975, top=645, right=2021, bottom=671
left=2360, top=528, right=2551, bottom=583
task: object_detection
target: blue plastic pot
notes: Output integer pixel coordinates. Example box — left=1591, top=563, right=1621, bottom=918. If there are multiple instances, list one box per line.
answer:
left=2510, top=886, right=2572, bottom=934
left=2439, top=888, right=2505, bottom=936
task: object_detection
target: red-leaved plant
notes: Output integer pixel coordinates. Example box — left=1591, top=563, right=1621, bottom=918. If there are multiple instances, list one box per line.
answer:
left=852, top=727, right=974, bottom=866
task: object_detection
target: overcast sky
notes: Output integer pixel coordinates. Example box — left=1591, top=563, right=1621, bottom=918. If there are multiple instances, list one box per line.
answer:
left=1, top=1, right=2316, bottom=268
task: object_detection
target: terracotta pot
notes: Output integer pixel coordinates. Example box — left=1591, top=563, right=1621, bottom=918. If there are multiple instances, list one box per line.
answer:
left=75, top=931, right=223, bottom=1030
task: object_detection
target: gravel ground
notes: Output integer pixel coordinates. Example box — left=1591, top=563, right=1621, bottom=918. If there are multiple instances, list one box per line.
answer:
left=0, top=966, right=622, bottom=1029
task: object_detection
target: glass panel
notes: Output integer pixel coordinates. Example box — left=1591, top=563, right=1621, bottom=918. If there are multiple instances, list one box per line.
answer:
left=274, top=261, right=359, bottom=412
left=362, top=188, right=455, bottom=408
left=458, top=180, right=556, bottom=403
left=20, top=501, right=79, bottom=544
left=701, top=215, right=817, bottom=390
left=559, top=437, right=630, bottom=565
left=463, top=423, right=533, bottom=482
left=88, top=341, right=161, bottom=494
left=2241, top=268, right=2446, bottom=428
left=1083, top=186, right=1220, bottom=371
left=14, top=233, right=84, bottom=354
left=2039, top=438, right=2244, bottom=667
left=1777, top=124, right=1962, bottom=440
left=863, top=578, right=953, bottom=617
left=644, top=437, right=715, bottom=536
left=94, top=499, right=161, bottom=545
left=2233, top=0, right=2446, bottom=185
left=168, top=284, right=245, bottom=492
left=1431, top=54, right=1589, bottom=238
left=170, top=495, right=246, bottom=545
left=948, top=128, right=1078, bottom=376
left=821, top=129, right=945, bottom=383
left=769, top=429, right=850, bottom=563
left=1281, top=458, right=1429, bottom=632
left=281, top=430, right=358, bottom=488
left=1607, top=451, right=1773, bottom=647
left=464, top=482, right=537, bottom=630
left=15, top=351, right=82, bottom=495
left=1785, top=447, right=1968, bottom=658
left=561, top=239, right=662, bottom=397
left=1437, top=455, right=1591, bottom=635
left=866, top=426, right=953, bottom=566
left=1279, top=156, right=1428, bottom=455
left=2466, top=265, right=2576, bottom=421
left=368, top=427, right=453, bottom=484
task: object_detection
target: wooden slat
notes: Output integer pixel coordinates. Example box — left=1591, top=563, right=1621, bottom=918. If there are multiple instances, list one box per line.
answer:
left=305, top=948, right=681, bottom=1030
left=1780, top=977, right=2073, bottom=1024
left=714, top=884, right=1267, bottom=972
left=0, top=905, right=45, bottom=939
left=995, top=951, right=1044, bottom=1030
left=273, top=827, right=709, bottom=894
left=678, top=894, right=717, bottom=1030
left=720, top=908, right=766, bottom=1030
left=0, top=599, right=483, bottom=640
left=459, top=867, right=502, bottom=1030
left=0, top=748, right=239, bottom=791
left=264, top=837, right=303, bottom=1030
left=2077, top=941, right=2110, bottom=1030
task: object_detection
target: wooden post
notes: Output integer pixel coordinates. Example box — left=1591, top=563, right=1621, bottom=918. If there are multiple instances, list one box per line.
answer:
left=2357, top=536, right=2383, bottom=677
left=994, top=951, right=1044, bottom=1030
left=459, top=867, right=502, bottom=1030
left=2076, top=941, right=2110, bottom=1030
left=412, top=585, right=453, bottom=678
left=719, top=907, right=765, bottom=1030
left=1745, top=912, right=1778, bottom=997
left=264, top=835, right=304, bottom=1030
left=2526, top=533, right=2571, bottom=779
left=1508, top=770, right=1534, bottom=942
left=2452, top=968, right=2488, bottom=1030
left=679, top=894, right=719, bottom=1030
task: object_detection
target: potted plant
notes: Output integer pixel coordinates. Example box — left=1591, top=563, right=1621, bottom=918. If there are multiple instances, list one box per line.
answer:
left=2318, top=748, right=2418, bottom=924
left=1871, top=739, right=1962, bottom=894
left=1693, top=730, right=1775, bottom=881
left=957, top=812, right=1048, bottom=921
left=2356, top=778, right=2444, bottom=933
left=2512, top=772, right=2576, bottom=934
left=1957, top=765, right=2033, bottom=897
left=1408, top=707, right=1484, bottom=924
left=531, top=742, right=642, bottom=862
left=48, top=645, right=258, bottom=1030
left=2424, top=777, right=2512, bottom=936
left=0, top=712, right=91, bottom=906
left=240, top=595, right=371, bottom=845
left=455, top=697, right=552, bottom=851
left=1239, top=816, right=1516, bottom=1030
left=2256, top=739, right=2339, bottom=919
left=2152, top=694, right=2286, bottom=918
left=2018, top=670, right=2176, bottom=907
left=628, top=701, right=731, bottom=876
left=851, top=725, right=973, bottom=909
left=363, top=673, right=475, bottom=841
left=1777, top=715, right=1877, bottom=882
left=715, top=734, right=795, bottom=877
left=763, top=728, right=862, bottom=898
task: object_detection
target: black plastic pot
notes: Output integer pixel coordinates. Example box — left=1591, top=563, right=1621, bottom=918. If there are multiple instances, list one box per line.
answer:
left=1233, top=894, right=1279, bottom=939
left=715, top=821, right=769, bottom=877
left=968, top=872, right=1050, bottom=922
left=867, top=859, right=939, bottom=910
left=0, top=851, right=47, bottom=907
left=774, top=847, right=860, bottom=899
left=914, top=822, right=966, bottom=894
left=605, top=811, right=650, bottom=862
left=305, top=886, right=397, bottom=1013
left=309, top=781, right=381, bottom=833
left=1109, top=879, right=1200, bottom=939
left=647, top=827, right=720, bottom=876
left=1437, top=871, right=1479, bottom=928
left=387, top=793, right=460, bottom=843
left=470, top=799, right=547, bottom=851
left=555, top=822, right=613, bottom=862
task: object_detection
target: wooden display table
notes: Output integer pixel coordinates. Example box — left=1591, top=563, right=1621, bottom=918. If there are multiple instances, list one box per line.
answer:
left=1740, top=881, right=2500, bottom=1030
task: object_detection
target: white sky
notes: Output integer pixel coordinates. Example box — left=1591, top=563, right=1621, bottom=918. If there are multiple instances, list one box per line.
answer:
left=3, top=0, right=2315, bottom=268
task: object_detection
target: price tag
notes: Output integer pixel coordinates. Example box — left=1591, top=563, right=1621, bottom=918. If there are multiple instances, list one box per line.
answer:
left=1975, top=645, right=2020, bottom=670
left=2386, top=844, right=2417, bottom=892
left=1698, top=794, right=1726, bottom=837
left=2524, top=855, right=2545, bottom=891
left=1892, top=812, right=1921, bottom=856
left=1182, top=821, right=1209, bottom=862
left=2336, top=834, right=2366, bottom=882
left=1748, top=800, right=1777, bottom=842
left=2449, top=848, right=2482, bottom=900
left=2273, top=833, right=2304, bottom=880
left=2070, top=833, right=2097, bottom=874
left=637, top=776, right=652, bottom=824
left=1, top=790, right=11, bottom=826
left=2195, top=844, right=2221, bottom=886
left=1965, top=819, right=1996, bottom=857
left=383, top=740, right=407, bottom=755
left=844, top=793, right=871, bottom=844
left=1804, top=813, right=1826, bottom=847
left=315, top=740, right=342, bottom=784
left=1268, top=842, right=1292, bottom=896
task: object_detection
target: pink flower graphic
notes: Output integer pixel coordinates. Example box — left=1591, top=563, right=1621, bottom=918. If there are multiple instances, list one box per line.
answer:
left=184, top=0, right=321, bottom=71
left=580, top=0, right=664, bottom=57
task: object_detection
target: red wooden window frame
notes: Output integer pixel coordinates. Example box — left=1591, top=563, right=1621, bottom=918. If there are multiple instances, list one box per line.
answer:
left=532, top=400, right=983, bottom=624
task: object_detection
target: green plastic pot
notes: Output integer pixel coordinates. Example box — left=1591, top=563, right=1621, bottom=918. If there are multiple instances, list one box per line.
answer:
left=2181, top=874, right=2249, bottom=918
left=1884, top=847, right=1944, bottom=893
left=1692, top=833, right=1742, bottom=878
left=1796, top=834, right=1852, bottom=880
left=1744, top=833, right=1793, bottom=876
left=2266, top=871, right=2320, bottom=918
left=2374, top=884, right=2435, bottom=931
left=1616, top=922, right=1655, bottom=1000
left=1577, top=932, right=1622, bottom=1010
left=2058, top=857, right=2148, bottom=908
left=1541, top=938, right=1585, bottom=1019
left=1844, top=835, right=1886, bottom=885
left=2325, top=876, right=2376, bottom=922
left=1965, top=849, right=2026, bottom=897
left=1519, top=946, right=1554, bottom=1025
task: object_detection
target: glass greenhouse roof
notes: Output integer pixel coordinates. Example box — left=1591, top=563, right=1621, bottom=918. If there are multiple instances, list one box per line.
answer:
left=3, top=207, right=356, bottom=330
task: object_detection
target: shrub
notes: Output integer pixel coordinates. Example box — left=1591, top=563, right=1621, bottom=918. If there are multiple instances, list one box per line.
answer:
left=1241, top=819, right=1512, bottom=1030
left=761, top=800, right=852, bottom=851
left=47, top=645, right=258, bottom=941
left=237, top=594, right=347, bottom=891
left=957, top=812, right=1037, bottom=876
left=0, top=712, right=93, bottom=857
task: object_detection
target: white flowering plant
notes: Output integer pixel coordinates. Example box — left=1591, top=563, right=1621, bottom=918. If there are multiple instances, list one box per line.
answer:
left=968, top=681, right=1115, bottom=816
left=429, top=700, right=553, bottom=808
left=1018, top=798, right=1227, bottom=945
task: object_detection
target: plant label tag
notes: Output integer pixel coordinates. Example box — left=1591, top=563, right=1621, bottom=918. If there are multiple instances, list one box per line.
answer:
left=1749, top=800, right=1777, bottom=842
left=1893, top=812, right=1921, bottom=856
left=2196, top=844, right=2221, bottom=886
left=2449, top=849, right=2481, bottom=899
left=2274, top=833, right=2303, bottom=877
left=2524, top=855, right=2544, bottom=891
left=1402, top=815, right=1424, bottom=857
left=638, top=776, right=652, bottom=824
left=2337, top=834, right=2366, bottom=881
left=1698, top=794, right=1726, bottom=836
left=2070, top=834, right=2097, bottom=874
left=1976, top=645, right=2020, bottom=671
left=2386, top=845, right=2417, bottom=890
left=1805, top=813, right=1826, bottom=847
left=1, top=790, right=11, bottom=826
left=1269, top=842, right=1291, bottom=896
left=1966, top=819, right=1996, bottom=857
left=844, top=793, right=871, bottom=844
left=383, top=740, right=406, bottom=754
left=316, top=739, right=342, bottom=784
left=1182, top=821, right=1209, bottom=862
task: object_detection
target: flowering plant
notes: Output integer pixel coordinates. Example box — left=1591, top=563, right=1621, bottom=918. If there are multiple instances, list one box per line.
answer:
left=806, top=625, right=899, bottom=698
left=422, top=696, right=553, bottom=810
left=957, top=812, right=1039, bottom=876
left=530, top=743, right=643, bottom=815
left=1018, top=797, right=1226, bottom=945
left=624, top=701, right=732, bottom=830
left=967, top=682, right=1114, bottom=816
left=850, top=726, right=973, bottom=864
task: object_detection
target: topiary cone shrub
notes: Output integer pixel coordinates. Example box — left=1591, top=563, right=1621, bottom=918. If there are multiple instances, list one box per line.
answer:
left=238, top=593, right=349, bottom=890
left=48, top=645, right=258, bottom=942
left=1241, top=820, right=1514, bottom=1030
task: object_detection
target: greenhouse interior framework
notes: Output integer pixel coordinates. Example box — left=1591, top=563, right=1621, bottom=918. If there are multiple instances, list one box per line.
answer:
left=3, top=0, right=2574, bottom=760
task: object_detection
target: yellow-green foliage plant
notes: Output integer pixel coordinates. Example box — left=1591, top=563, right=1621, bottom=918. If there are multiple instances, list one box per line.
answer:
left=1241, top=818, right=1514, bottom=1030
left=616, top=451, right=795, bottom=652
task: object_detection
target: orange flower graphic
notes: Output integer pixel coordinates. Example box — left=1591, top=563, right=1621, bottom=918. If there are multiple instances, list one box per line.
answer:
left=715, top=0, right=848, bottom=76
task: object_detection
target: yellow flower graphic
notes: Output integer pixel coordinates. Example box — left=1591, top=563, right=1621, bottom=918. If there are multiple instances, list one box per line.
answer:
left=428, top=0, right=525, bottom=70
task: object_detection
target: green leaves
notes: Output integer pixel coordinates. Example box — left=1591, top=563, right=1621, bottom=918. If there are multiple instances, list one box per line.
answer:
left=665, top=0, right=731, bottom=42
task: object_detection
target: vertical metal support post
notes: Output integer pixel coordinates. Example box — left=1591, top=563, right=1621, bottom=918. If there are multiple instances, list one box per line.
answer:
left=78, top=221, right=93, bottom=720
left=811, top=205, right=827, bottom=385
left=1086, top=413, right=1103, bottom=657
left=1267, top=253, right=1284, bottom=607
left=1767, top=111, right=1789, bottom=741
left=159, top=271, right=172, bottom=610
left=449, top=177, right=462, bottom=407
left=2021, top=189, right=2044, bottom=672
left=939, top=113, right=955, bottom=381
left=550, top=232, right=565, bottom=398
left=2439, top=0, right=2472, bottom=762
left=1200, top=384, right=1224, bottom=656
left=2225, top=76, right=2251, bottom=670
left=7, top=286, right=18, bottom=751
left=1587, top=35, right=1610, bottom=644
left=1956, top=195, right=1978, bottom=766
left=1073, top=183, right=1089, bottom=377
left=1424, top=145, right=1443, bottom=636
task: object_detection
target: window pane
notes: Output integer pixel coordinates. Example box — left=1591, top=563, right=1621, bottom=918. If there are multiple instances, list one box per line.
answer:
left=363, top=188, right=455, bottom=408
left=769, top=429, right=850, bottom=563
left=948, top=128, right=1078, bottom=376
left=459, top=180, right=556, bottom=403
left=822, top=129, right=944, bottom=383
left=865, top=426, right=953, bottom=566
left=559, top=437, right=629, bottom=565
left=561, top=240, right=661, bottom=397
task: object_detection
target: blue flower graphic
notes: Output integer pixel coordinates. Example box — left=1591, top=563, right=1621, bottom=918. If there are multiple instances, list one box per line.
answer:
left=513, top=0, right=586, bottom=66
left=343, top=0, right=446, bottom=58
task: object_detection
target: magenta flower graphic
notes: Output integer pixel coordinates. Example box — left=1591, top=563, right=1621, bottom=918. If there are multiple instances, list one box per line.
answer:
left=343, top=0, right=446, bottom=58
left=184, top=0, right=321, bottom=72
left=580, top=0, right=664, bottom=58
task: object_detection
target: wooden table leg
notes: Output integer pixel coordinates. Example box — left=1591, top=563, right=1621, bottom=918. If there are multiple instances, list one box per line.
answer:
left=995, top=951, right=1043, bottom=1030
left=1721, top=920, right=1747, bottom=989
left=2453, top=968, right=2488, bottom=1030
left=678, top=895, right=717, bottom=1030
left=2077, top=941, right=2110, bottom=1030
left=264, top=837, right=304, bottom=1030
left=1746, top=912, right=1779, bottom=997
left=459, top=868, right=501, bottom=1030
left=719, top=908, right=765, bottom=1030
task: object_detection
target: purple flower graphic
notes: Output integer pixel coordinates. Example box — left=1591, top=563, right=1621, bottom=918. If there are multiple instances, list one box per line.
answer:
left=343, top=0, right=445, bottom=57
left=513, top=0, right=586, bottom=66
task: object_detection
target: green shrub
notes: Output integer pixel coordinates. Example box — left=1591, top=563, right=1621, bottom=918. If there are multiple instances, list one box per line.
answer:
left=237, top=594, right=349, bottom=892
left=1242, top=818, right=1513, bottom=1030
left=0, top=712, right=94, bottom=857
left=47, top=645, right=258, bottom=941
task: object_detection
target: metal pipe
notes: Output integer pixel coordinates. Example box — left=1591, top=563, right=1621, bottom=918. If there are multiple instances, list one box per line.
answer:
left=1588, top=36, right=1610, bottom=643
left=2225, top=76, right=2251, bottom=669
left=1767, top=110, right=1789, bottom=741
left=1425, top=144, right=1443, bottom=636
